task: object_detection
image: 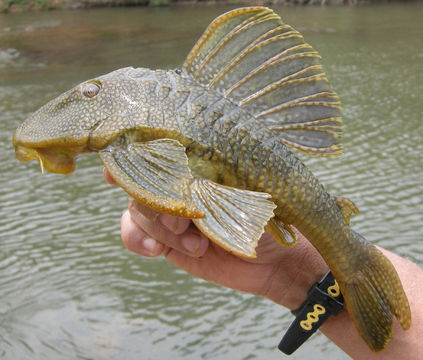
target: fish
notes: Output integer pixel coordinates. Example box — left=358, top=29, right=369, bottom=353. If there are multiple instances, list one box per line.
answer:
left=12, top=7, right=410, bottom=352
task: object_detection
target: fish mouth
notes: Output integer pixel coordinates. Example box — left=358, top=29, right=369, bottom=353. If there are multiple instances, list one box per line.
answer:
left=14, top=145, right=76, bottom=175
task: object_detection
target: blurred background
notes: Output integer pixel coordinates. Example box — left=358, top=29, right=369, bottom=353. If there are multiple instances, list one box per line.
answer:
left=1, top=3, right=422, bottom=359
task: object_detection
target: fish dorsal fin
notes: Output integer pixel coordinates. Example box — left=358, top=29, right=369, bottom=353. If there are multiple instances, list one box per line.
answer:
left=183, top=7, right=343, bottom=157
left=336, top=196, right=359, bottom=225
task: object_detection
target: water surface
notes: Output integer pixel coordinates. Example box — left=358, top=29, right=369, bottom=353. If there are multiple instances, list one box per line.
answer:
left=1, top=4, right=422, bottom=359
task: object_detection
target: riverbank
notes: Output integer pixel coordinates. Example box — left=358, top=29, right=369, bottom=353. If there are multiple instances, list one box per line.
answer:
left=1, top=0, right=149, bottom=13
left=1, top=0, right=412, bottom=13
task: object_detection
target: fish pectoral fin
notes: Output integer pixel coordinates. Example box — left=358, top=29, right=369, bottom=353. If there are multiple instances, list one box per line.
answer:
left=265, top=217, right=297, bottom=247
left=184, top=178, right=276, bottom=258
left=336, top=196, right=359, bottom=225
left=99, top=139, right=203, bottom=218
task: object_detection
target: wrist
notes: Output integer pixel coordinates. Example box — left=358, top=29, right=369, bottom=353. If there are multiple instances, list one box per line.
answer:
left=263, top=230, right=329, bottom=310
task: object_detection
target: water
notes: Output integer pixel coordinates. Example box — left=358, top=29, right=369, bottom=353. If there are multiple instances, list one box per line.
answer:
left=1, top=4, right=422, bottom=359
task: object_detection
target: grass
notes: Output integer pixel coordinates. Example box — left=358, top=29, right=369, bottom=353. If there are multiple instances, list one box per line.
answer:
left=0, top=0, right=410, bottom=12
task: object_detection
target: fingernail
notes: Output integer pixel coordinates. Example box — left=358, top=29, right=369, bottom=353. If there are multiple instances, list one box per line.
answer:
left=159, top=215, right=175, bottom=232
left=182, top=235, right=201, bottom=254
left=131, top=200, right=158, bottom=221
left=142, top=237, right=159, bottom=253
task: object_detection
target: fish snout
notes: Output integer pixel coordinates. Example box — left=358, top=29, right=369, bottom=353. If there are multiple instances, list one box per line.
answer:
left=14, top=144, right=76, bottom=175
left=12, top=117, right=86, bottom=175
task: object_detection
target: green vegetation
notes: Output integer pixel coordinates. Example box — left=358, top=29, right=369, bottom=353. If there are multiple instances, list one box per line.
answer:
left=1, top=0, right=52, bottom=12
left=0, top=0, right=419, bottom=13
left=1, top=0, right=150, bottom=12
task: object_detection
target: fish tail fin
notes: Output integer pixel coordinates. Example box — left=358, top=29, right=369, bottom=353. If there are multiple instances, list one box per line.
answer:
left=339, top=237, right=411, bottom=351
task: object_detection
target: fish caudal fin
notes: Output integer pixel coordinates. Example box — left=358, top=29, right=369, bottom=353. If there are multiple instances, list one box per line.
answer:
left=183, top=7, right=343, bottom=157
left=340, top=243, right=411, bottom=351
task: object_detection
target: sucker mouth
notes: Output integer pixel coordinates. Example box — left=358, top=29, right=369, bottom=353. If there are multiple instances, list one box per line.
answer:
left=14, top=145, right=76, bottom=174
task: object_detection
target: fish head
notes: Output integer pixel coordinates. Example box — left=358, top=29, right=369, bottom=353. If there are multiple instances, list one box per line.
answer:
left=13, top=67, right=146, bottom=174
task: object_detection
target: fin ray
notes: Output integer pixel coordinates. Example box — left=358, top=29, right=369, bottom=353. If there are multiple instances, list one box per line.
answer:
left=340, top=241, right=411, bottom=351
left=99, top=139, right=203, bottom=218
left=182, top=7, right=343, bottom=157
left=184, top=178, right=276, bottom=258
left=336, top=196, right=359, bottom=225
left=265, top=217, right=297, bottom=247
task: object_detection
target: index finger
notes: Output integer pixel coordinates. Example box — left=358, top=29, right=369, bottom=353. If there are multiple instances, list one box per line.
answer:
left=131, top=200, right=192, bottom=236
left=103, top=168, right=117, bottom=185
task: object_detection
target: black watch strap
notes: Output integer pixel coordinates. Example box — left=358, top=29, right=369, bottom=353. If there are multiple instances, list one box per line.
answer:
left=278, top=271, right=344, bottom=355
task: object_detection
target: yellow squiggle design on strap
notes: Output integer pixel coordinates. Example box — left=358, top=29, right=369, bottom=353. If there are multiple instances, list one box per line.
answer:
left=327, top=279, right=340, bottom=297
left=300, top=304, right=326, bottom=331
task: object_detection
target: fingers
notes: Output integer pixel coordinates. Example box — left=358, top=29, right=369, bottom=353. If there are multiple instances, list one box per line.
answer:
left=103, top=168, right=116, bottom=185
left=122, top=199, right=209, bottom=258
left=132, top=201, right=191, bottom=235
left=104, top=167, right=209, bottom=258
left=121, top=209, right=166, bottom=257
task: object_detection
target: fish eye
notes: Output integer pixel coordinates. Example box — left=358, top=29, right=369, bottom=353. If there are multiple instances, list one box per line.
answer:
left=82, top=81, right=101, bottom=98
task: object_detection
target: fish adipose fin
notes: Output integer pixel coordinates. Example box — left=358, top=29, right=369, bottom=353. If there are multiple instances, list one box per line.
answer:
left=184, top=178, right=276, bottom=258
left=341, top=237, right=411, bottom=351
left=336, top=196, right=359, bottom=225
left=265, top=217, right=297, bottom=247
left=183, top=7, right=343, bottom=157
left=99, top=139, right=203, bottom=218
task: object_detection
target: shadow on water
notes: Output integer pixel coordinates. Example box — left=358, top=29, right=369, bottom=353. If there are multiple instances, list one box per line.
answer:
left=1, top=3, right=422, bottom=359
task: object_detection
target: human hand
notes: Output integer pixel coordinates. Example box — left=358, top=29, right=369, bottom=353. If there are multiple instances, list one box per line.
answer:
left=104, top=169, right=328, bottom=310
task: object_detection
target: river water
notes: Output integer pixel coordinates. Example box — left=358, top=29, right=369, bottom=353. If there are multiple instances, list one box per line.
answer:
left=1, top=4, right=422, bottom=359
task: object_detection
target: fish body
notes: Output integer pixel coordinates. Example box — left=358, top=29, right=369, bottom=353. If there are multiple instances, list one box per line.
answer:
left=13, top=7, right=410, bottom=352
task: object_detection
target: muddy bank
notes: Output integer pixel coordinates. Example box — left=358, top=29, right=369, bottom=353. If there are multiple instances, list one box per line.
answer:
left=1, top=0, right=405, bottom=13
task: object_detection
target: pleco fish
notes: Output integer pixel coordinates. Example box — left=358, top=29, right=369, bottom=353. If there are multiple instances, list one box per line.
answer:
left=12, top=7, right=411, bottom=352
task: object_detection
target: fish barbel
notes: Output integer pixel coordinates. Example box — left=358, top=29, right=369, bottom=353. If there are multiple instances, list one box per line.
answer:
left=12, top=7, right=410, bottom=352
